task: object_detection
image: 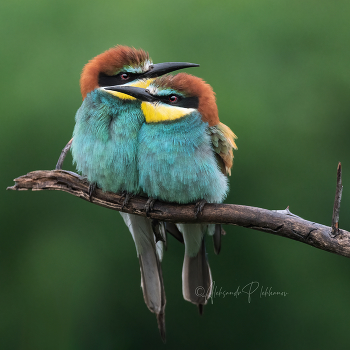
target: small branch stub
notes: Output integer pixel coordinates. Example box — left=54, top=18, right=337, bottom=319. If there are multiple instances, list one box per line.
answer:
left=55, top=138, right=73, bottom=170
left=331, top=162, right=343, bottom=236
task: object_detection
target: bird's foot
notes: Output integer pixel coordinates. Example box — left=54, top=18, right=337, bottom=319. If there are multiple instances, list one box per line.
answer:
left=145, top=197, right=156, bottom=217
left=151, top=219, right=166, bottom=243
left=119, top=191, right=133, bottom=209
left=88, top=182, right=97, bottom=202
left=194, top=199, right=207, bottom=218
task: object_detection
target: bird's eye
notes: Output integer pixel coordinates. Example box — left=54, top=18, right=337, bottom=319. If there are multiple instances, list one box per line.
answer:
left=169, top=95, right=178, bottom=103
left=121, top=73, right=129, bottom=80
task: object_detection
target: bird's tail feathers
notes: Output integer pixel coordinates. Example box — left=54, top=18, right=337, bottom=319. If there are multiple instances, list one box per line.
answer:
left=120, top=212, right=166, bottom=340
left=177, top=223, right=212, bottom=309
left=182, top=238, right=212, bottom=308
left=212, top=224, right=222, bottom=254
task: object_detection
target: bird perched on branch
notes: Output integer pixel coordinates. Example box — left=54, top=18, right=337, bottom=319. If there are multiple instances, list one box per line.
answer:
left=104, top=73, right=237, bottom=312
left=70, top=45, right=198, bottom=341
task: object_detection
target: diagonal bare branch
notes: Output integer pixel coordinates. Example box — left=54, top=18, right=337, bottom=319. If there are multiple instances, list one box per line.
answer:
left=7, top=169, right=350, bottom=259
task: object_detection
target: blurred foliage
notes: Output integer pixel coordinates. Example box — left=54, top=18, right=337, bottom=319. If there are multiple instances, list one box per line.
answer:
left=1, top=0, right=350, bottom=349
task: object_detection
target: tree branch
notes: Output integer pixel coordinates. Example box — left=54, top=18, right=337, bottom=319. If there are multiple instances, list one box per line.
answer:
left=332, top=162, right=343, bottom=236
left=55, top=138, right=73, bottom=170
left=7, top=169, right=350, bottom=259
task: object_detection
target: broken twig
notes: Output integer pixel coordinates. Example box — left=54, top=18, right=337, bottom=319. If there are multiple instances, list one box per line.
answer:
left=332, top=162, right=343, bottom=236
left=55, top=138, right=73, bottom=170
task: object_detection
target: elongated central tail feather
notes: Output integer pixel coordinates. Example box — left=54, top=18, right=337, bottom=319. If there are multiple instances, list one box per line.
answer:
left=120, top=212, right=166, bottom=341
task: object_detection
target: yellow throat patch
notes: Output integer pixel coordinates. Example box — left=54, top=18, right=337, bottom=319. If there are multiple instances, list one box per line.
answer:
left=141, top=102, right=195, bottom=123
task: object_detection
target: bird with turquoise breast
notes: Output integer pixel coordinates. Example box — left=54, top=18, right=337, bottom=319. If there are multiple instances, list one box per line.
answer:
left=70, top=46, right=199, bottom=341
left=105, top=73, right=237, bottom=311
left=72, top=46, right=197, bottom=194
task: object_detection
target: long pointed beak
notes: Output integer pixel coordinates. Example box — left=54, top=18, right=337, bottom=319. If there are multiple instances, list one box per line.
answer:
left=104, top=85, right=156, bottom=102
left=142, top=62, right=199, bottom=78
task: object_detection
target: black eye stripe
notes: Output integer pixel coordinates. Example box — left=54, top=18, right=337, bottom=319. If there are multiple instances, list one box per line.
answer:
left=158, top=95, right=199, bottom=109
left=98, top=72, right=141, bottom=87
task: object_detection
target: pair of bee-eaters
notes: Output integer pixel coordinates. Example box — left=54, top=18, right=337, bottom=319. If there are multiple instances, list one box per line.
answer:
left=62, top=46, right=237, bottom=341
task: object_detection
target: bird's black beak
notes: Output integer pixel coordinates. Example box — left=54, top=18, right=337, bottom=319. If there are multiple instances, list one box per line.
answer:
left=141, top=62, right=199, bottom=78
left=104, top=85, right=156, bottom=102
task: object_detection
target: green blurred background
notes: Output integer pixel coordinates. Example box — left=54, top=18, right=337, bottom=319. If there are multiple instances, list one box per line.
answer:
left=1, top=0, right=350, bottom=349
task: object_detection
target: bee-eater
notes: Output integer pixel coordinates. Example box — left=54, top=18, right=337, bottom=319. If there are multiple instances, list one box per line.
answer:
left=104, top=73, right=237, bottom=312
left=70, top=46, right=199, bottom=341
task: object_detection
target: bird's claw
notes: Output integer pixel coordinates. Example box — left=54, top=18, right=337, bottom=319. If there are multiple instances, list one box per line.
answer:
left=88, top=183, right=97, bottom=202
left=194, top=199, right=207, bottom=218
left=145, top=198, right=156, bottom=217
left=119, top=191, right=133, bottom=209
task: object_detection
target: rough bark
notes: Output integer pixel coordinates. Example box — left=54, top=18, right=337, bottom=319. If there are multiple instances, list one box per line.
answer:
left=7, top=169, right=350, bottom=259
